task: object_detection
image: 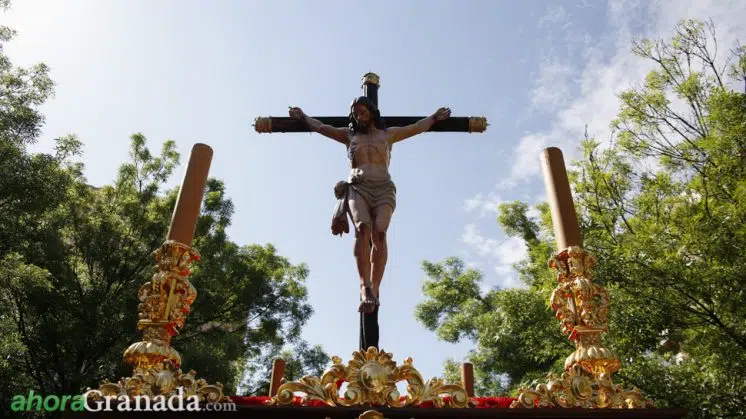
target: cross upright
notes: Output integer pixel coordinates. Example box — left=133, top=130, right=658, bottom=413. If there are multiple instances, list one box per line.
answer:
left=253, top=73, right=488, bottom=352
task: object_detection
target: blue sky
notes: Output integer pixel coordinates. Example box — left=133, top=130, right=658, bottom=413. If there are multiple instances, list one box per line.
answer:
left=5, top=0, right=745, bottom=390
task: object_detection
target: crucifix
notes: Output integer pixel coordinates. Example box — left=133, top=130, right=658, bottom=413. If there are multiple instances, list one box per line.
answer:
left=253, top=73, right=488, bottom=352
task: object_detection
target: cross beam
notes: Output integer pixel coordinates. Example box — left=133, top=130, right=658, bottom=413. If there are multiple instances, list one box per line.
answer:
left=253, top=73, right=488, bottom=134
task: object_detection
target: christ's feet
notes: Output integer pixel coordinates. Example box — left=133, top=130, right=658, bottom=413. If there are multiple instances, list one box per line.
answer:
left=359, top=283, right=379, bottom=314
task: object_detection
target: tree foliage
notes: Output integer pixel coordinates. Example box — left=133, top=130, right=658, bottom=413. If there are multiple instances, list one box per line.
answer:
left=0, top=8, right=327, bottom=416
left=240, top=341, right=331, bottom=396
left=416, top=20, right=746, bottom=418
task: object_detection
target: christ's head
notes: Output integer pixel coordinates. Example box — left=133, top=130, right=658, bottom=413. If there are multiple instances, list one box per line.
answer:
left=352, top=103, right=372, bottom=126
left=349, top=96, right=385, bottom=133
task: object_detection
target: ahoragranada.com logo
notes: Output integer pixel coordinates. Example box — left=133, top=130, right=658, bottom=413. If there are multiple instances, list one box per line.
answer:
left=10, top=387, right=237, bottom=412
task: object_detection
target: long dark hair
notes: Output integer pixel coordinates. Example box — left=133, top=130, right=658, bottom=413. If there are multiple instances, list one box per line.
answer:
left=348, top=96, right=386, bottom=134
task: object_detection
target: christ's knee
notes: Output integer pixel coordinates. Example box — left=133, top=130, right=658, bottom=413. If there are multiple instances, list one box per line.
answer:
left=359, top=223, right=372, bottom=239
left=354, top=224, right=372, bottom=256
left=373, top=217, right=391, bottom=235
left=371, top=230, right=386, bottom=250
left=374, top=231, right=387, bottom=246
left=373, top=205, right=393, bottom=234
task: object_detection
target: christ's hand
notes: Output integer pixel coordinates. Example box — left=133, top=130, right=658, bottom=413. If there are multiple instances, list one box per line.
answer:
left=433, top=107, right=452, bottom=121
left=288, top=107, right=305, bottom=120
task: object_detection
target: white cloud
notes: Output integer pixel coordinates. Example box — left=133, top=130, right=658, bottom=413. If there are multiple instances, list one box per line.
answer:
left=464, top=0, right=746, bottom=292
left=505, top=0, right=746, bottom=188
left=461, top=224, right=501, bottom=258
left=538, top=4, right=571, bottom=31
left=465, top=260, right=483, bottom=270
left=496, top=178, right=517, bottom=191
left=530, top=57, right=574, bottom=112
left=509, top=133, right=549, bottom=181
left=461, top=224, right=527, bottom=289
left=528, top=4, right=582, bottom=117
left=463, top=193, right=503, bottom=217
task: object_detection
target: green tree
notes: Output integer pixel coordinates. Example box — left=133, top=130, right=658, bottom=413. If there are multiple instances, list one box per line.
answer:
left=1, top=132, right=323, bottom=399
left=241, top=341, right=331, bottom=396
left=416, top=20, right=746, bottom=418
left=415, top=257, right=571, bottom=396
left=0, top=5, right=328, bottom=416
left=0, top=0, right=67, bottom=258
left=0, top=2, right=77, bottom=413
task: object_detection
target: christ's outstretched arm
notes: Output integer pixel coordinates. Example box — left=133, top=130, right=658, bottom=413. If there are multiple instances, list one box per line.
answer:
left=388, top=107, right=451, bottom=143
left=289, top=107, right=349, bottom=144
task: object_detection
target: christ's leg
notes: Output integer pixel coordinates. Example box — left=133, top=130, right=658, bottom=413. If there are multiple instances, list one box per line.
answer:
left=349, top=190, right=377, bottom=314
left=354, top=225, right=376, bottom=313
left=371, top=204, right=393, bottom=300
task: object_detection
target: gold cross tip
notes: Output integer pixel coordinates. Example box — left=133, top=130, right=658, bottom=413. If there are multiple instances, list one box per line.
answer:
left=468, top=116, right=489, bottom=133
left=253, top=116, right=272, bottom=133
left=362, top=72, right=380, bottom=86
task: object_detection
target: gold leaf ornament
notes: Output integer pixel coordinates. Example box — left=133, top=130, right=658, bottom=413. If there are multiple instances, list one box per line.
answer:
left=268, top=347, right=470, bottom=408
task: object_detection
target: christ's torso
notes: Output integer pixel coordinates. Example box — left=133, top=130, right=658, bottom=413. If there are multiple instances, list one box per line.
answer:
left=347, top=128, right=391, bottom=178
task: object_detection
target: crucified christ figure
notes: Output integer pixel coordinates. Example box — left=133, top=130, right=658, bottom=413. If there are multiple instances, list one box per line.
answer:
left=289, top=97, right=451, bottom=314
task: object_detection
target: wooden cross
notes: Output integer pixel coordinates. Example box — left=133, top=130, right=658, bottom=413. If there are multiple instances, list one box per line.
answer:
left=252, top=73, right=488, bottom=352
left=253, top=72, right=488, bottom=135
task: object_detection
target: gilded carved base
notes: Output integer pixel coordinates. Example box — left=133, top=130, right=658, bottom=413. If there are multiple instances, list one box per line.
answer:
left=511, top=246, right=652, bottom=409
left=88, top=241, right=228, bottom=403
left=511, top=364, right=651, bottom=409
left=268, top=347, right=471, bottom=408
left=93, top=359, right=225, bottom=403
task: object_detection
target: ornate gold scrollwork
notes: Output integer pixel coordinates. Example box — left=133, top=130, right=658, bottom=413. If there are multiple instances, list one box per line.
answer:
left=268, top=347, right=470, bottom=408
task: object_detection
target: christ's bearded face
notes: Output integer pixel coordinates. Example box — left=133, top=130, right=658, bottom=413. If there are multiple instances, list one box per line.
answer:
left=352, top=103, right=372, bottom=131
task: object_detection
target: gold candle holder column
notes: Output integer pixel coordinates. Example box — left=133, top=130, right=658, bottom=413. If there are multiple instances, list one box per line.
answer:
left=95, top=241, right=224, bottom=401
left=511, top=147, right=651, bottom=409
left=90, top=144, right=226, bottom=403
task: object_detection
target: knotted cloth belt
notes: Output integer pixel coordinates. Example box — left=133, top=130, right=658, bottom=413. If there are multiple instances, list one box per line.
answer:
left=330, top=172, right=396, bottom=237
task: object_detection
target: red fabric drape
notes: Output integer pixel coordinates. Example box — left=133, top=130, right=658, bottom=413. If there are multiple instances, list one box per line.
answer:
left=229, top=395, right=517, bottom=409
